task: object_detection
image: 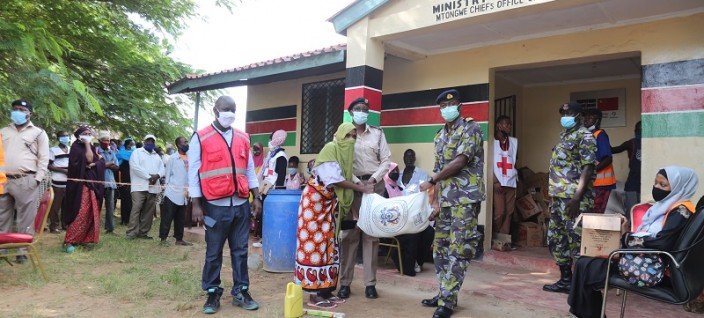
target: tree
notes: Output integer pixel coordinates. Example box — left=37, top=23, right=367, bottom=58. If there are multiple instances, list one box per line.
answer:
left=0, top=0, right=234, bottom=141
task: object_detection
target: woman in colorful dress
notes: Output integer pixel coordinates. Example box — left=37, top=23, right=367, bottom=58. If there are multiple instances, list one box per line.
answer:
left=62, top=126, right=106, bottom=252
left=295, top=123, right=373, bottom=309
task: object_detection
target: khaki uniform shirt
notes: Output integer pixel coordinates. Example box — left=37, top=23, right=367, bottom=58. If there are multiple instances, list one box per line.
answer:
left=0, top=122, right=50, bottom=183
left=352, top=124, right=391, bottom=183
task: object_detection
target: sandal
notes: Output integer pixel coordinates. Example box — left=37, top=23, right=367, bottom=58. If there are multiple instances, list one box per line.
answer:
left=306, top=300, right=337, bottom=309
left=325, top=296, right=346, bottom=304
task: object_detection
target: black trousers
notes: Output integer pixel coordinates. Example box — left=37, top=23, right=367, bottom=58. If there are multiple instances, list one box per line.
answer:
left=119, top=185, right=132, bottom=225
left=159, top=196, right=186, bottom=240
left=568, top=256, right=609, bottom=318
left=391, top=226, right=435, bottom=276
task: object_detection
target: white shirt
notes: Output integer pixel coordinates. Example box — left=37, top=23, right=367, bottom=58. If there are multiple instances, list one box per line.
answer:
left=398, top=166, right=429, bottom=195
left=129, top=147, right=166, bottom=194
left=164, top=152, right=189, bottom=205
left=49, top=145, right=70, bottom=186
left=312, top=162, right=344, bottom=188
left=188, top=125, right=259, bottom=207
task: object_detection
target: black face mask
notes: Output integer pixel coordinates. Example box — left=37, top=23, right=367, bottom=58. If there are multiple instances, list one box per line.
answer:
left=389, top=172, right=399, bottom=181
left=652, top=187, right=671, bottom=202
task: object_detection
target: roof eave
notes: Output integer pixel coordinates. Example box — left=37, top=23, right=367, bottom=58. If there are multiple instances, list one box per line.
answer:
left=167, top=50, right=346, bottom=94
left=328, top=0, right=389, bottom=35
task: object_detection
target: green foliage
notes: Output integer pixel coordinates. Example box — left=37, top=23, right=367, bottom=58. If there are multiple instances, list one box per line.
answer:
left=0, top=0, right=235, bottom=141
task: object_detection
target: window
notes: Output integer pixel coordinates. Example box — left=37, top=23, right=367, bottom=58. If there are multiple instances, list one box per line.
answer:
left=300, top=78, right=345, bottom=154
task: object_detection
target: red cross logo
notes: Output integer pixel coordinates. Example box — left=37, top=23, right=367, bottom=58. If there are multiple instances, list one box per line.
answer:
left=496, top=156, right=513, bottom=176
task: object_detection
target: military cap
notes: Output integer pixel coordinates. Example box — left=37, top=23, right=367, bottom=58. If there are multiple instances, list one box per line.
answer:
left=435, top=89, right=461, bottom=104
left=558, top=101, right=582, bottom=114
left=347, top=97, right=369, bottom=112
left=11, top=99, right=32, bottom=112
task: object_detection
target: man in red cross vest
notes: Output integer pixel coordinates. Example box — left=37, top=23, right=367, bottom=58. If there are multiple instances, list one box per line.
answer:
left=492, top=116, right=517, bottom=237
left=188, top=96, right=262, bottom=314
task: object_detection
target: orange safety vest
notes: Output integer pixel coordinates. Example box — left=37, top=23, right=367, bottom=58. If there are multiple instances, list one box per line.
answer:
left=593, top=129, right=617, bottom=187
left=196, top=125, right=250, bottom=201
left=630, top=201, right=696, bottom=232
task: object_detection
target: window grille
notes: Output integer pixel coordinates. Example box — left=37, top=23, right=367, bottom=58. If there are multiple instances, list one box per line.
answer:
left=494, top=95, right=517, bottom=136
left=300, top=78, right=345, bottom=154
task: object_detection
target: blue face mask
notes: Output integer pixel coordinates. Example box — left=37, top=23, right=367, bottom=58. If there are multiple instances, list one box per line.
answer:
left=352, top=111, right=368, bottom=125
left=144, top=143, right=156, bottom=152
left=287, top=167, right=298, bottom=175
left=10, top=111, right=28, bottom=125
left=561, top=116, right=577, bottom=129
left=59, top=136, right=70, bottom=146
left=440, top=105, right=460, bottom=122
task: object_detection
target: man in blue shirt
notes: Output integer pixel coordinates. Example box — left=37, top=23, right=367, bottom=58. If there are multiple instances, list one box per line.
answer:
left=98, top=131, right=119, bottom=233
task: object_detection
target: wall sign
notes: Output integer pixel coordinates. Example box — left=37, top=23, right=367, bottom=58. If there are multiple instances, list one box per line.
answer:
left=571, top=88, right=627, bottom=128
left=431, top=0, right=554, bottom=23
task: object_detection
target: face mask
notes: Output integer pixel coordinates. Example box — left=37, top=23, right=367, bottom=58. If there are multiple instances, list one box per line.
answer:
left=100, top=141, right=110, bottom=150
left=440, top=105, right=460, bottom=122
left=587, top=125, right=596, bottom=131
left=59, top=137, right=70, bottom=146
left=560, top=117, right=577, bottom=129
left=389, top=172, right=399, bottom=180
left=10, top=111, right=28, bottom=125
left=652, top=187, right=671, bottom=202
left=179, top=145, right=189, bottom=153
left=217, top=111, right=236, bottom=128
left=352, top=111, right=368, bottom=125
left=144, top=143, right=156, bottom=152
left=287, top=167, right=298, bottom=175
left=80, top=135, right=92, bottom=143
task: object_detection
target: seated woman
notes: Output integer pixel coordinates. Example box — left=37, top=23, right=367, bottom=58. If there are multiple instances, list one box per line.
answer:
left=294, top=123, right=373, bottom=309
left=384, top=162, right=435, bottom=277
left=567, top=166, right=699, bottom=318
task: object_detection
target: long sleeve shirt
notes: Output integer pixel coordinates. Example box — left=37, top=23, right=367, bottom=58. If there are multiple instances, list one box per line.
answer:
left=129, top=147, right=165, bottom=194
left=0, top=122, right=50, bottom=183
left=164, top=152, right=189, bottom=205
left=188, top=125, right=259, bottom=207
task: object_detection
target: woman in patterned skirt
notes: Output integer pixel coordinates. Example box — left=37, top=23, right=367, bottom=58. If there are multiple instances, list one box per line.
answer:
left=295, top=123, right=372, bottom=309
left=62, top=126, right=105, bottom=252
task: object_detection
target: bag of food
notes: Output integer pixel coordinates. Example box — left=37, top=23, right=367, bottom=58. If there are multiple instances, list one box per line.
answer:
left=357, top=192, right=431, bottom=238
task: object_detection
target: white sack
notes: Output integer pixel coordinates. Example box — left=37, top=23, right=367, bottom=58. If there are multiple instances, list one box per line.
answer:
left=358, top=192, right=431, bottom=238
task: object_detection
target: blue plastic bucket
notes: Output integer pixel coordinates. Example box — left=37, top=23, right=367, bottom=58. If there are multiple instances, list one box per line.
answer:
left=262, top=189, right=302, bottom=272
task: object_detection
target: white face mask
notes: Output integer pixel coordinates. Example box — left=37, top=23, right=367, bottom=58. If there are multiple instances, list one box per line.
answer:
left=80, top=135, right=93, bottom=143
left=587, top=125, right=596, bottom=131
left=217, top=111, right=236, bottom=128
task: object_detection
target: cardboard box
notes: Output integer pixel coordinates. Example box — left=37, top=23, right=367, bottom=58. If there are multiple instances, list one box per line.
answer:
left=579, top=213, right=622, bottom=258
left=515, top=222, right=543, bottom=247
left=516, top=194, right=543, bottom=220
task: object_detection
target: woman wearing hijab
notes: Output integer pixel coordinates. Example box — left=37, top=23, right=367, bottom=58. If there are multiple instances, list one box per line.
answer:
left=295, top=123, right=373, bottom=310
left=383, top=162, right=403, bottom=198
left=567, top=166, right=699, bottom=318
left=253, top=130, right=289, bottom=247
left=117, top=138, right=135, bottom=225
left=62, top=127, right=106, bottom=252
left=252, top=142, right=264, bottom=175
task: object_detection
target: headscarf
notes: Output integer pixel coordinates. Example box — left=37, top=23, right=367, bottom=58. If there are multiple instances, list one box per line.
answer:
left=73, top=126, right=90, bottom=138
left=252, top=142, right=264, bottom=171
left=270, top=130, right=288, bottom=149
left=384, top=162, right=403, bottom=198
left=315, top=123, right=356, bottom=233
left=635, top=166, right=699, bottom=237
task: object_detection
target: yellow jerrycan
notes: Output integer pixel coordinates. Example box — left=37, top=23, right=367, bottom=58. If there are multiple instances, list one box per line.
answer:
left=284, top=282, right=303, bottom=318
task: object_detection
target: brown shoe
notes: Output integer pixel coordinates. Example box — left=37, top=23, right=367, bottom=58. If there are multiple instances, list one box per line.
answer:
left=175, top=240, right=193, bottom=246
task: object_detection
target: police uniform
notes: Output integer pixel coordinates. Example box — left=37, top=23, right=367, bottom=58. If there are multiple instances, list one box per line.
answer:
left=547, top=103, right=597, bottom=267
left=431, top=90, right=485, bottom=311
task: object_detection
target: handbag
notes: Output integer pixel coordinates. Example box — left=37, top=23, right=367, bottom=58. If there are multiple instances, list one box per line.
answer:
left=617, top=253, right=666, bottom=288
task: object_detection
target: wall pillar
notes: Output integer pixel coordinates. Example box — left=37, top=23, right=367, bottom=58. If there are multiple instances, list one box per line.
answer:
left=344, top=17, right=385, bottom=125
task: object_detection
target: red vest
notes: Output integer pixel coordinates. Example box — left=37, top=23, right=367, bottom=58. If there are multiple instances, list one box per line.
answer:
left=197, top=125, right=250, bottom=200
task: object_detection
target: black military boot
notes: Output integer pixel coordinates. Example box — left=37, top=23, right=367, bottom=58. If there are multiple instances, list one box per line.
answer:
left=542, top=264, right=572, bottom=293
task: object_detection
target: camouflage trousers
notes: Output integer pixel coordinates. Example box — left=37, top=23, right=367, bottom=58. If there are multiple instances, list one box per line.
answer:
left=547, top=197, right=591, bottom=266
left=433, top=203, right=481, bottom=309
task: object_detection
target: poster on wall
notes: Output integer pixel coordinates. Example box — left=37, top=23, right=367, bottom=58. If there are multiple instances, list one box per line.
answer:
left=570, top=88, right=626, bottom=128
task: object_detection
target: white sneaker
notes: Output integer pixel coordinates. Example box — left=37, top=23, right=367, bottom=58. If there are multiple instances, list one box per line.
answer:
left=252, top=241, right=262, bottom=248
left=415, top=264, right=422, bottom=273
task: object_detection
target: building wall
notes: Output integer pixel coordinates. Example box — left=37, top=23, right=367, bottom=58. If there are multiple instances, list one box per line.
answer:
left=246, top=71, right=346, bottom=166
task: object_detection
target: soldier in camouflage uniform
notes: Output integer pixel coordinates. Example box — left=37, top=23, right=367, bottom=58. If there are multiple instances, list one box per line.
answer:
left=543, top=101, right=597, bottom=294
left=419, top=89, right=485, bottom=318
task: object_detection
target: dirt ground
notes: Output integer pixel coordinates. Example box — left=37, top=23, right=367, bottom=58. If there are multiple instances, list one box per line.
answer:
left=0, top=227, right=563, bottom=318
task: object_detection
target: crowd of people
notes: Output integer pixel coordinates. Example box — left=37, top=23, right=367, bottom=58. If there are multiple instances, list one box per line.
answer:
left=1, top=92, right=701, bottom=318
